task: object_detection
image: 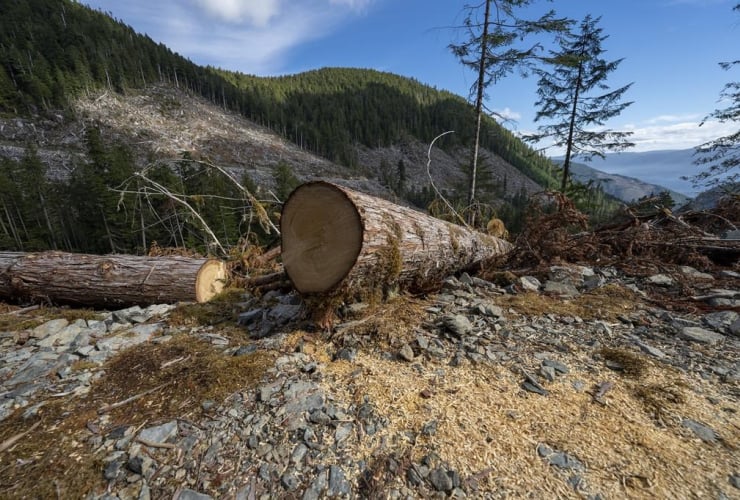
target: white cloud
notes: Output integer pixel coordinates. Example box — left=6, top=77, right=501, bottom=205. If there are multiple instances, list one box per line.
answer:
left=493, top=107, right=521, bottom=122
left=623, top=118, right=736, bottom=152
left=191, top=0, right=281, bottom=27
left=82, top=1, right=376, bottom=75
left=645, top=113, right=702, bottom=125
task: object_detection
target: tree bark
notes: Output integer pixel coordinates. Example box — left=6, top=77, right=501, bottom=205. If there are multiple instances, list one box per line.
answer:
left=280, top=181, right=512, bottom=297
left=0, top=251, right=227, bottom=308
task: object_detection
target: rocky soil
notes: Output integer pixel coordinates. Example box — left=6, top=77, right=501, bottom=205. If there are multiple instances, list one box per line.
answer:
left=1, top=262, right=738, bottom=499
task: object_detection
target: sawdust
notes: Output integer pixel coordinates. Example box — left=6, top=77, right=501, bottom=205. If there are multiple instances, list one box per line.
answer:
left=321, top=343, right=739, bottom=498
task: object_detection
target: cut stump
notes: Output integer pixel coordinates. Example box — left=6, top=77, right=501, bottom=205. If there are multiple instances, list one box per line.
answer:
left=280, top=181, right=512, bottom=297
left=0, top=251, right=227, bottom=308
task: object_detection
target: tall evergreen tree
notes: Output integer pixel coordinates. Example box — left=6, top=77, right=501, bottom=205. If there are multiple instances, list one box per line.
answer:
left=526, top=15, right=634, bottom=191
left=689, top=4, right=738, bottom=189
left=449, top=0, right=569, bottom=219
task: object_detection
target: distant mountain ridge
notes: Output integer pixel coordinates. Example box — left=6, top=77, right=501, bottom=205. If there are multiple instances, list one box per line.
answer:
left=564, top=160, right=692, bottom=206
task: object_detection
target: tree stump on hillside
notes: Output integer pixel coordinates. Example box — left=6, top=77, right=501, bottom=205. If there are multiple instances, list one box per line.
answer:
left=0, top=251, right=228, bottom=308
left=280, top=181, right=512, bottom=300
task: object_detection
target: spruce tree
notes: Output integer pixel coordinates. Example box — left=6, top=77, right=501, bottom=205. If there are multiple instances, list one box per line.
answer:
left=689, top=4, right=738, bottom=189
left=526, top=15, right=634, bottom=191
left=449, top=0, right=569, bottom=219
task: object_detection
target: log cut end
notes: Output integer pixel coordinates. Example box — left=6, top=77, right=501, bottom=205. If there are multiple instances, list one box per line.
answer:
left=195, top=259, right=228, bottom=302
left=281, top=182, right=363, bottom=293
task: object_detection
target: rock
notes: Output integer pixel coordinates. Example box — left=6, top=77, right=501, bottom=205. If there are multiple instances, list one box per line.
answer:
left=680, top=266, right=713, bottom=280
left=31, top=318, right=69, bottom=339
left=647, top=274, right=674, bottom=286
left=327, top=465, right=351, bottom=497
left=731, top=318, right=740, bottom=338
left=138, top=420, right=177, bottom=444
left=281, top=468, right=300, bottom=490
left=177, top=490, right=213, bottom=500
left=521, top=370, right=548, bottom=396
left=682, top=419, right=718, bottom=443
left=543, top=280, right=579, bottom=299
left=703, top=311, right=739, bottom=335
left=269, top=303, right=303, bottom=324
left=729, top=474, right=740, bottom=489
left=303, top=469, right=328, bottom=500
left=537, top=443, right=585, bottom=471
left=635, top=340, right=666, bottom=359
left=429, top=467, right=454, bottom=492
left=398, top=344, right=415, bottom=362
left=440, top=314, right=473, bottom=337
left=542, top=359, right=569, bottom=374
left=679, top=327, right=726, bottom=345
left=540, top=365, right=557, bottom=382
left=519, top=276, right=541, bottom=292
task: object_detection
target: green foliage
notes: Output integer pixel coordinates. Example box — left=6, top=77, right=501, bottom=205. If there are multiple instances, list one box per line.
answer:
left=689, top=5, right=739, bottom=189
left=525, top=15, right=634, bottom=190
left=272, top=162, right=301, bottom=202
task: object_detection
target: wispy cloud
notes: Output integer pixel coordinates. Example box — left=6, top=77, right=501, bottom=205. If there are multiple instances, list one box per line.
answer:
left=493, top=107, right=521, bottom=122
left=623, top=117, right=736, bottom=152
left=83, top=0, right=376, bottom=75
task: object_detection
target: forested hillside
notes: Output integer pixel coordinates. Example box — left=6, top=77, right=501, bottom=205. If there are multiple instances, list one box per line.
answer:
left=0, top=0, right=557, bottom=181
left=0, top=0, right=618, bottom=255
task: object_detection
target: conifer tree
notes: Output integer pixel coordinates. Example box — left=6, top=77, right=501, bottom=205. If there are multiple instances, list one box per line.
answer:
left=449, top=0, right=569, bottom=219
left=689, top=3, right=738, bottom=189
left=526, top=15, right=634, bottom=191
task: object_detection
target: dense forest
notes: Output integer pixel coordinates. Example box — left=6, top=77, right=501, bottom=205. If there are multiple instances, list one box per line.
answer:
left=0, top=0, right=617, bottom=254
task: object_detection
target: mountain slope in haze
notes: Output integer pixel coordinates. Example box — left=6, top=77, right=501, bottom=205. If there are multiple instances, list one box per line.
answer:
left=565, top=160, right=692, bottom=206
left=586, top=149, right=699, bottom=199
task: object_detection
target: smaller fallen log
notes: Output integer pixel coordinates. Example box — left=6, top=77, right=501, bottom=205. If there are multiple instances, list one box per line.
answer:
left=0, top=251, right=227, bottom=308
left=280, top=181, right=512, bottom=299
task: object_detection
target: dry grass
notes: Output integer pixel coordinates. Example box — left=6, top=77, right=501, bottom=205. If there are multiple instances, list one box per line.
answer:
left=0, top=334, right=273, bottom=498
left=494, top=284, right=640, bottom=321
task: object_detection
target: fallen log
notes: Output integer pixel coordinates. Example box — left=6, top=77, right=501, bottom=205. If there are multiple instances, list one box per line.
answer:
left=0, top=251, right=227, bottom=308
left=280, top=181, right=512, bottom=298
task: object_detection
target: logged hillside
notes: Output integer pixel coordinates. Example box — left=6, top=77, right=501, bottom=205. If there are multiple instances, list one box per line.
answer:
left=0, top=0, right=559, bottom=186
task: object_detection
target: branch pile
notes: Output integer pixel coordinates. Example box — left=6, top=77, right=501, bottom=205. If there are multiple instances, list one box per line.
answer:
left=489, top=192, right=739, bottom=273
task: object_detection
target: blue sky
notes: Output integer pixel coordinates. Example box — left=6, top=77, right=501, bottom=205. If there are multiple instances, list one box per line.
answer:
left=80, top=0, right=737, bottom=159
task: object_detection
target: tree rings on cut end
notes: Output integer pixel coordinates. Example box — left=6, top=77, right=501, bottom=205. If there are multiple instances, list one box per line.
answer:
left=195, top=259, right=228, bottom=302
left=281, top=182, right=363, bottom=293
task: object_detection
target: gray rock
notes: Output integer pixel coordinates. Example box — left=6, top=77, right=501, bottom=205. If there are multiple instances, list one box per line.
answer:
left=635, top=340, right=666, bottom=359
left=731, top=318, right=740, bottom=338
left=703, top=311, right=739, bottom=335
left=31, top=318, right=69, bottom=339
left=269, top=303, right=303, bottom=324
left=542, top=359, right=569, bottom=374
left=177, top=490, right=213, bottom=500
left=303, top=469, right=328, bottom=500
left=540, top=365, right=557, bottom=382
left=281, top=468, right=300, bottom=490
left=237, top=308, right=264, bottom=326
left=429, top=467, right=454, bottom=492
left=334, top=423, right=353, bottom=446
left=679, top=327, right=725, bottom=345
left=440, top=314, right=472, bottom=337
left=537, top=443, right=585, bottom=471
left=730, top=474, right=740, bottom=489
left=37, top=323, right=82, bottom=349
left=398, top=344, right=415, bottom=362
left=543, top=280, right=580, bottom=299
left=138, top=420, right=177, bottom=444
left=328, top=465, right=351, bottom=497
left=680, top=266, right=714, bottom=280
left=519, top=276, right=541, bottom=292
left=647, top=274, right=674, bottom=286
left=682, top=419, right=718, bottom=443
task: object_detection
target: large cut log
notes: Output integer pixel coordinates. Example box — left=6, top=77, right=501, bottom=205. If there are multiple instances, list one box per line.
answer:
left=0, top=251, right=228, bottom=308
left=280, top=181, right=512, bottom=297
